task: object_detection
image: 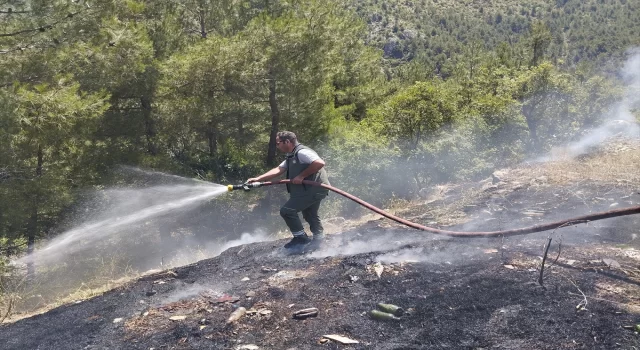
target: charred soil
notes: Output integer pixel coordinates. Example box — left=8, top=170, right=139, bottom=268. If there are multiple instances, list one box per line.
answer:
left=2, top=142, right=640, bottom=349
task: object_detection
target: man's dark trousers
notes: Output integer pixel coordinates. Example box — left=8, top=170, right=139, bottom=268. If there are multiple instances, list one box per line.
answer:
left=280, top=192, right=327, bottom=236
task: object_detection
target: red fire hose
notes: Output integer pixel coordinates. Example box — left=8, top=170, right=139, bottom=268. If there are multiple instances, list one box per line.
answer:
left=228, top=180, right=640, bottom=238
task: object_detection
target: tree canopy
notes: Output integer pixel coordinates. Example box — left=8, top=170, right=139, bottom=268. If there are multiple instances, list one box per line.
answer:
left=1, top=0, right=638, bottom=277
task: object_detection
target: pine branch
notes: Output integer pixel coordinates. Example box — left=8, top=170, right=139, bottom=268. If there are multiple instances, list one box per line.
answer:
left=0, top=9, right=85, bottom=37
left=0, top=9, right=31, bottom=14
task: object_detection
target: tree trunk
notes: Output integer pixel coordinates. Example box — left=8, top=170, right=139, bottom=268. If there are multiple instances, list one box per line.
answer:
left=413, top=125, right=422, bottom=151
left=26, top=145, right=43, bottom=282
left=266, top=77, right=280, bottom=166
left=522, top=102, right=539, bottom=152
left=141, top=96, right=157, bottom=155
left=207, top=120, right=218, bottom=157
left=26, top=205, right=37, bottom=281
left=237, top=101, right=245, bottom=138
left=199, top=10, right=207, bottom=38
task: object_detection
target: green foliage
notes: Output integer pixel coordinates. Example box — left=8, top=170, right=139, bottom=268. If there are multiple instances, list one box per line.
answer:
left=323, top=119, right=399, bottom=205
left=350, top=0, right=640, bottom=73
left=377, top=80, right=459, bottom=150
left=0, top=0, right=633, bottom=276
left=156, top=0, right=381, bottom=178
left=0, top=77, right=110, bottom=244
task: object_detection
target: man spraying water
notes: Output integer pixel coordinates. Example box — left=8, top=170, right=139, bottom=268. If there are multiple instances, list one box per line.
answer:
left=247, top=131, right=330, bottom=249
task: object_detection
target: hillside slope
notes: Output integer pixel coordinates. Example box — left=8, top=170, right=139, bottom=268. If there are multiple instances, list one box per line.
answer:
left=353, top=0, right=640, bottom=70
left=1, top=141, right=640, bottom=349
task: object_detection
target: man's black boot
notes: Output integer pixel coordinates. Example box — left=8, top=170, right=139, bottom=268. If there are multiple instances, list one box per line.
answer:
left=284, top=234, right=311, bottom=249
left=306, top=233, right=324, bottom=250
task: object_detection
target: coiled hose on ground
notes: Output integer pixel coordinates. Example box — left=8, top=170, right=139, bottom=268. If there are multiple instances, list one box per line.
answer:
left=230, top=180, right=640, bottom=238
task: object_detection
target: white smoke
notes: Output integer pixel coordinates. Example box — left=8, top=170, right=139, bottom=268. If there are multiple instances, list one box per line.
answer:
left=167, top=229, right=272, bottom=267
left=159, top=284, right=224, bottom=305
left=306, top=230, right=450, bottom=259
left=212, top=230, right=271, bottom=254
left=541, top=48, right=640, bottom=161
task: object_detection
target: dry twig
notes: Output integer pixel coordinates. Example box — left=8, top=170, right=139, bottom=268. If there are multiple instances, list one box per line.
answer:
left=0, top=294, right=15, bottom=323
left=538, top=220, right=590, bottom=285
left=538, top=236, right=553, bottom=286
left=566, top=292, right=640, bottom=312
left=563, top=277, right=588, bottom=311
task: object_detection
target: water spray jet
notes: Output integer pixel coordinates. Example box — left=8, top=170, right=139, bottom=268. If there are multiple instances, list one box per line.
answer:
left=228, top=180, right=640, bottom=238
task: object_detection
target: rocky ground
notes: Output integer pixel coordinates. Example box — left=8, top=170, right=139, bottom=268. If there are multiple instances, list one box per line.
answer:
left=2, top=141, right=640, bottom=350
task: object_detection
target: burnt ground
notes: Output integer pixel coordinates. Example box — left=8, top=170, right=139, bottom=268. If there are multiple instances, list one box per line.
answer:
left=2, top=151, right=640, bottom=349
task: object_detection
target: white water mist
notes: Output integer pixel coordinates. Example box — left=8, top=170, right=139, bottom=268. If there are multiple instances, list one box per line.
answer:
left=16, top=182, right=228, bottom=266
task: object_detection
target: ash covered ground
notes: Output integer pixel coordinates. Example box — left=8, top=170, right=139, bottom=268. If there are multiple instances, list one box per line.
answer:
left=2, top=144, right=640, bottom=350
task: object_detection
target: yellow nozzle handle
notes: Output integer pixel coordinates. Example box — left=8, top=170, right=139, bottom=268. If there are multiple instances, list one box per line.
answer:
left=227, top=185, right=234, bottom=192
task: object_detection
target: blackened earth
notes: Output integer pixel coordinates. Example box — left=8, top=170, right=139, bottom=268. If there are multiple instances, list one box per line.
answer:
left=1, top=184, right=640, bottom=350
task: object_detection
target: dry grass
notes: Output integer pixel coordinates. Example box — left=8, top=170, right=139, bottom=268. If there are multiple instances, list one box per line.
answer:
left=390, top=139, right=640, bottom=227
left=1, top=261, right=140, bottom=324
left=0, top=292, right=17, bottom=323
left=528, top=141, right=640, bottom=187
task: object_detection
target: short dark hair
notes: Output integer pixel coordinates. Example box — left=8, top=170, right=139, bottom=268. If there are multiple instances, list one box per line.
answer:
left=277, top=131, right=297, bottom=143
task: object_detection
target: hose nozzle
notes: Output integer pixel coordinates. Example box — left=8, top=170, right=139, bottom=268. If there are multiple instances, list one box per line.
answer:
left=227, top=182, right=264, bottom=192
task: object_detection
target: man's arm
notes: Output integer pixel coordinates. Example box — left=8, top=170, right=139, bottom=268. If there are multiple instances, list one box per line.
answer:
left=247, top=166, right=286, bottom=183
left=291, top=159, right=325, bottom=184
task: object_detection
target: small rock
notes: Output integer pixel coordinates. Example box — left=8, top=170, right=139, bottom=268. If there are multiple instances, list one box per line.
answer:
left=241, top=277, right=250, bottom=282
left=372, top=262, right=384, bottom=278
left=169, top=315, right=187, bottom=321
left=112, top=318, right=123, bottom=323
left=325, top=217, right=346, bottom=225
left=214, top=295, right=240, bottom=304
left=418, top=187, right=435, bottom=198
left=246, top=291, right=256, bottom=298
left=145, top=290, right=157, bottom=297
left=491, top=173, right=501, bottom=184
left=482, top=183, right=498, bottom=192
left=602, top=258, right=621, bottom=268
left=532, top=176, right=548, bottom=185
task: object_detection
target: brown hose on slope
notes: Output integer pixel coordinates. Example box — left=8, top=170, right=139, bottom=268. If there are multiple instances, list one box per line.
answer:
left=259, top=180, right=640, bottom=238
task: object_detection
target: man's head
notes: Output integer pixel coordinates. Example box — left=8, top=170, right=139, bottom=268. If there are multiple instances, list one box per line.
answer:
left=276, top=131, right=298, bottom=153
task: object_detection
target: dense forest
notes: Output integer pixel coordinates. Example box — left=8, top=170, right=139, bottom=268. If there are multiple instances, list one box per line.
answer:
left=1, top=0, right=639, bottom=272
